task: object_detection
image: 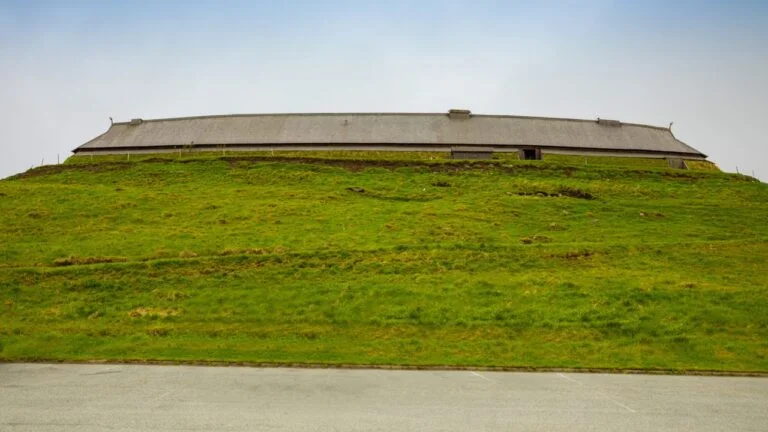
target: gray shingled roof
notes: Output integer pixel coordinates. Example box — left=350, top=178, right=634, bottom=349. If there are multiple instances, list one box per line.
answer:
left=74, top=112, right=705, bottom=158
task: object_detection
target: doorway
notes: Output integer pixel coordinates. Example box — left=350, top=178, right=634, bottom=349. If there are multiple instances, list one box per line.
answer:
left=521, top=148, right=541, bottom=160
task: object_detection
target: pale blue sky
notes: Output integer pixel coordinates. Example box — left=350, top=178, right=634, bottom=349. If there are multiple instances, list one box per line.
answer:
left=1, top=1, right=767, bottom=178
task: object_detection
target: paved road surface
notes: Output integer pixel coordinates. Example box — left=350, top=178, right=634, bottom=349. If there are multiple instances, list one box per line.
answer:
left=1, top=363, right=766, bottom=431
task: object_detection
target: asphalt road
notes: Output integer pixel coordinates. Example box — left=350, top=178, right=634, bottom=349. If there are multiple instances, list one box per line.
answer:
left=1, top=364, right=766, bottom=431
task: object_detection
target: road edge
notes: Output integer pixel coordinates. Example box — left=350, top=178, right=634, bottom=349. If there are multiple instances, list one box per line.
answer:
left=1, top=358, right=766, bottom=377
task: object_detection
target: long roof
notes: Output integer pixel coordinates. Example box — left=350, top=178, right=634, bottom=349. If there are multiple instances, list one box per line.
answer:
left=75, top=112, right=705, bottom=157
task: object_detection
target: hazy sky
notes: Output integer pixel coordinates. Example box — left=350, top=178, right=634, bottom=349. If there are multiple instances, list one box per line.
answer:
left=1, top=1, right=766, bottom=179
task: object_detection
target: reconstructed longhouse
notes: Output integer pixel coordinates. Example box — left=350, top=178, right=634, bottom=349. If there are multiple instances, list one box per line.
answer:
left=74, top=110, right=706, bottom=163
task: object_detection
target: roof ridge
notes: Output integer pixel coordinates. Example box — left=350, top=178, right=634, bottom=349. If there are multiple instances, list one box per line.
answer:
left=112, top=112, right=671, bottom=131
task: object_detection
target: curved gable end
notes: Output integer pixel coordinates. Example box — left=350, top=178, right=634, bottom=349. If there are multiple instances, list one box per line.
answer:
left=74, top=111, right=706, bottom=159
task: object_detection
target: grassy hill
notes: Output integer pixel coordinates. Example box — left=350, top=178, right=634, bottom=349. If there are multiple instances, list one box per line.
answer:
left=1, top=152, right=766, bottom=372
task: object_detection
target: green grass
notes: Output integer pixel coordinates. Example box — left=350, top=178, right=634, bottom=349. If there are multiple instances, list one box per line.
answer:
left=1, top=155, right=765, bottom=371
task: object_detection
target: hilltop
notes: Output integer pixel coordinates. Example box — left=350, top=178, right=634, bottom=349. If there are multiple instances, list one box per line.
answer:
left=1, top=152, right=766, bottom=373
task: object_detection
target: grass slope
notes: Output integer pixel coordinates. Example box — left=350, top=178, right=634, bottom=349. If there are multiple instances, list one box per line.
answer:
left=1, top=154, right=766, bottom=372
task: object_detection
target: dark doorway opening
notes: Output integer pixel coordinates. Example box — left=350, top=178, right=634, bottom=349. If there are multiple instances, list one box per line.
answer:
left=522, top=149, right=539, bottom=160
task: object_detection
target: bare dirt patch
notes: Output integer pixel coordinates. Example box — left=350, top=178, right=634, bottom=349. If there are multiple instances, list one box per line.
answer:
left=515, top=186, right=595, bottom=200
left=53, top=256, right=128, bottom=266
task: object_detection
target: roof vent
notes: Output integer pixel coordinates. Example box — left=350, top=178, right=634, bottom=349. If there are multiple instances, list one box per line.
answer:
left=597, top=118, right=621, bottom=127
left=129, top=118, right=143, bottom=126
left=448, top=109, right=471, bottom=120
